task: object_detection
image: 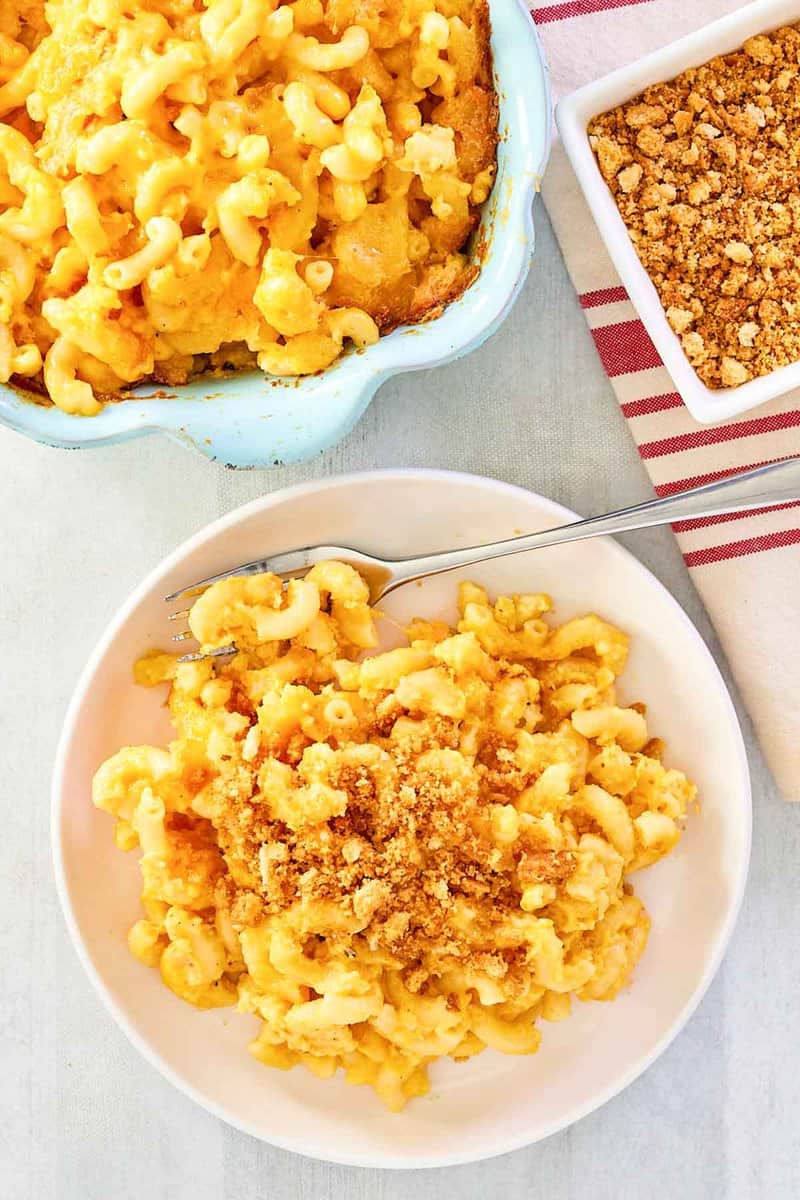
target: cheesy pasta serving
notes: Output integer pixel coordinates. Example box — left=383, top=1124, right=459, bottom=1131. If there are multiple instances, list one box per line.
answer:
left=0, top=0, right=496, bottom=413
left=93, top=564, right=696, bottom=1111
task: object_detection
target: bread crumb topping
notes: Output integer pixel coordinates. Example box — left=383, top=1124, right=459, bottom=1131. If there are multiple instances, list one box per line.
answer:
left=589, top=25, right=800, bottom=389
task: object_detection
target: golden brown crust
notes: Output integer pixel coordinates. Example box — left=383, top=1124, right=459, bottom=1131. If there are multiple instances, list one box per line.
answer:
left=473, top=0, right=493, bottom=85
left=323, top=0, right=498, bottom=332
left=4, top=0, right=499, bottom=406
left=517, top=849, right=576, bottom=886
left=433, top=85, right=498, bottom=180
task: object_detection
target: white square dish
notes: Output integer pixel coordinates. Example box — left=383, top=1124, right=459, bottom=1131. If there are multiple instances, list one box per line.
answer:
left=556, top=0, right=800, bottom=425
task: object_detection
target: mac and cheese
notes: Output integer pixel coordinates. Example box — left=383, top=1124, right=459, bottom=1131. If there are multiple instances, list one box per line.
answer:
left=0, top=0, right=496, bottom=413
left=93, top=565, right=696, bottom=1110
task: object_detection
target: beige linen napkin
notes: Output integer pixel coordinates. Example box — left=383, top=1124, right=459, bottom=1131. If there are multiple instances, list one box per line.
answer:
left=532, top=0, right=799, bottom=799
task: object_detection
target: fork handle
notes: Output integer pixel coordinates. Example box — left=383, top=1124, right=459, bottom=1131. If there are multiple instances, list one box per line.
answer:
left=383, top=457, right=800, bottom=593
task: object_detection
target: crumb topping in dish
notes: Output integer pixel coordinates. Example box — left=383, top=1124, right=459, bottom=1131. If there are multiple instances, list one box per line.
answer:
left=590, top=26, right=800, bottom=389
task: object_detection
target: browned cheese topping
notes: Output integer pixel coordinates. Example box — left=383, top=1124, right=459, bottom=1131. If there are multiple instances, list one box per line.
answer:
left=208, top=715, right=576, bottom=983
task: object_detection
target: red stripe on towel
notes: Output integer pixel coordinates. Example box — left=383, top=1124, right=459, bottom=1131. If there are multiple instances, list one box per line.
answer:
left=592, top=320, right=662, bottom=376
left=640, top=411, right=800, bottom=459
left=672, top=501, right=800, bottom=533
left=532, top=0, right=655, bottom=26
left=579, top=286, right=629, bottom=309
left=622, top=392, right=684, bottom=418
left=684, top=527, right=800, bottom=567
left=653, top=458, right=793, bottom=496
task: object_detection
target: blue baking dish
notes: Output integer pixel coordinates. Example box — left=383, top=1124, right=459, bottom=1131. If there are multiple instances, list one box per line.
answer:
left=0, top=0, right=551, bottom=468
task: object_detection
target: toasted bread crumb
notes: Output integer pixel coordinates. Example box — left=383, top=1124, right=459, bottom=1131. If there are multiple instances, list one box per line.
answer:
left=589, top=24, right=800, bottom=388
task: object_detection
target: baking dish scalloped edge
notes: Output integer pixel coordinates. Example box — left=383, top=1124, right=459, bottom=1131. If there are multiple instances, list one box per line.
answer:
left=0, top=0, right=551, bottom=468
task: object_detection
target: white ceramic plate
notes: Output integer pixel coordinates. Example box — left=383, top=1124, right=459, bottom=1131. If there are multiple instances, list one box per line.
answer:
left=556, top=0, right=800, bottom=424
left=53, top=470, right=751, bottom=1168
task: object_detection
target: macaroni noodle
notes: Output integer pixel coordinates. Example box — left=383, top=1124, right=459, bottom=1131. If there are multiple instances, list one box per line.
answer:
left=0, top=0, right=497, bottom=412
left=93, top=566, right=696, bottom=1110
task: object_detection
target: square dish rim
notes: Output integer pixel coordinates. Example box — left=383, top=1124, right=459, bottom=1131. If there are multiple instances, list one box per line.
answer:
left=556, top=0, right=800, bottom=425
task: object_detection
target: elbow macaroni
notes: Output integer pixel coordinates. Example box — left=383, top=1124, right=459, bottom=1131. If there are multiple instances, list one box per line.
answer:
left=0, top=0, right=497, bottom=411
left=93, top=564, right=696, bottom=1111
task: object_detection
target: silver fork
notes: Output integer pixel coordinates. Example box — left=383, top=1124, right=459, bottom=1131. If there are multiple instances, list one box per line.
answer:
left=166, top=457, right=800, bottom=660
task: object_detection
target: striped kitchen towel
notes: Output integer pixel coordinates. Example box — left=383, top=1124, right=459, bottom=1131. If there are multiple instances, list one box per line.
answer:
left=533, top=0, right=799, bottom=800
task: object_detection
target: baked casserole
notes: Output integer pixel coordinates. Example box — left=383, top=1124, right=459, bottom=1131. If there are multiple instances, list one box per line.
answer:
left=0, top=0, right=497, bottom=412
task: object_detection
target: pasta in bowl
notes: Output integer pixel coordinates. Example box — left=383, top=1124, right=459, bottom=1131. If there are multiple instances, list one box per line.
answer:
left=0, top=0, right=550, bottom=466
left=93, top=561, right=696, bottom=1111
left=52, top=471, right=751, bottom=1164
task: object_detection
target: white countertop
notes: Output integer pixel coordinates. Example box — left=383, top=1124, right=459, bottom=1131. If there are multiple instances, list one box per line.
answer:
left=2, top=209, right=798, bottom=1199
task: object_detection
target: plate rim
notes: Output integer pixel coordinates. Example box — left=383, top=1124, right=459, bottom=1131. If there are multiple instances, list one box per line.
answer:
left=51, top=467, right=752, bottom=1168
